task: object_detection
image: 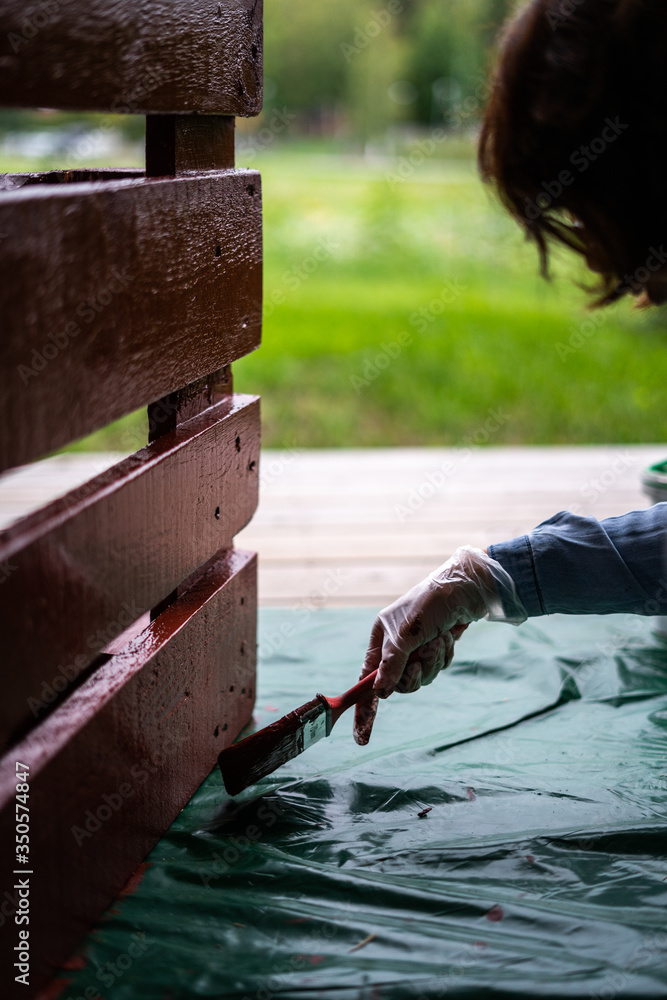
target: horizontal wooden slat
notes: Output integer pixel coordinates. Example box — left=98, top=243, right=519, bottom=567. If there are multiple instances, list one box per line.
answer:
left=0, top=395, right=260, bottom=750
left=0, top=0, right=262, bottom=116
left=0, top=169, right=262, bottom=472
left=0, top=547, right=257, bottom=1000
left=0, top=168, right=143, bottom=192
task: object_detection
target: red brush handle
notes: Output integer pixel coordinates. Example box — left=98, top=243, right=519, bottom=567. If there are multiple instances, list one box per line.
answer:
left=326, top=625, right=470, bottom=726
left=326, top=669, right=378, bottom=725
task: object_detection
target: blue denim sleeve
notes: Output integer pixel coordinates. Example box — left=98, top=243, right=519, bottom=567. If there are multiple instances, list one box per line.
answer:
left=488, top=504, right=667, bottom=617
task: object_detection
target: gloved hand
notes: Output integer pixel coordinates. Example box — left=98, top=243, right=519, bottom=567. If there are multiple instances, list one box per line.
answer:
left=353, top=546, right=527, bottom=745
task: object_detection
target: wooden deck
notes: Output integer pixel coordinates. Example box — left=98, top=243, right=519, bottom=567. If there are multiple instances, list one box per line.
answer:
left=1, top=445, right=662, bottom=607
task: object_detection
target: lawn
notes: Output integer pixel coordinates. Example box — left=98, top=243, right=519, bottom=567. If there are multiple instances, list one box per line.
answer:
left=3, top=138, right=665, bottom=450
left=236, top=144, right=665, bottom=448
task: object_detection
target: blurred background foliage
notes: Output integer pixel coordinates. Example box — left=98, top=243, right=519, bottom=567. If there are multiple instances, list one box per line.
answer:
left=1, top=0, right=665, bottom=452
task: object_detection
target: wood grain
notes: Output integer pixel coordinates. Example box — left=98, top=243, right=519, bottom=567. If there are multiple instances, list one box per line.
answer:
left=0, top=547, right=257, bottom=1000
left=146, top=115, right=236, bottom=176
left=0, top=0, right=262, bottom=116
left=0, top=169, right=262, bottom=472
left=0, top=395, right=260, bottom=751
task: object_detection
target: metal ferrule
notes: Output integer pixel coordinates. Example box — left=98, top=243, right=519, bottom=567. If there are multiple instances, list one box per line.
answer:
left=298, top=696, right=332, bottom=752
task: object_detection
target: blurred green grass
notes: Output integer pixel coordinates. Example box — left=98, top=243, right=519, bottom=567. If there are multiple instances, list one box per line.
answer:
left=234, top=144, right=665, bottom=447
left=4, top=139, right=664, bottom=451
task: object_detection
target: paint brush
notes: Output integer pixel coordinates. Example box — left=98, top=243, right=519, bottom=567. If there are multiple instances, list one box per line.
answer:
left=218, top=669, right=378, bottom=795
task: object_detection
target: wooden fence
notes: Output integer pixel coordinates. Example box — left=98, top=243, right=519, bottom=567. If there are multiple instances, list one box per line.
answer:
left=0, top=2, right=263, bottom=995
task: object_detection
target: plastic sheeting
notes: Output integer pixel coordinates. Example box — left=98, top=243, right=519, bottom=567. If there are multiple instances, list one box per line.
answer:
left=60, top=610, right=667, bottom=999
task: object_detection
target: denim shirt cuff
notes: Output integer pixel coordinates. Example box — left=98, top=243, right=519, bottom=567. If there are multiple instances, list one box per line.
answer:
left=488, top=536, right=545, bottom=618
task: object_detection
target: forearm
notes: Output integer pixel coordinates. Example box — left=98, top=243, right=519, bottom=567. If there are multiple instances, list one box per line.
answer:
left=488, top=505, right=667, bottom=617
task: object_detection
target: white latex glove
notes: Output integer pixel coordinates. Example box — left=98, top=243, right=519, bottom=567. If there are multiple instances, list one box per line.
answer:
left=353, top=546, right=527, bottom=745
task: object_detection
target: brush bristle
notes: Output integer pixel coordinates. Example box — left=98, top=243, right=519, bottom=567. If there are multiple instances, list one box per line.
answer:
left=219, top=697, right=323, bottom=795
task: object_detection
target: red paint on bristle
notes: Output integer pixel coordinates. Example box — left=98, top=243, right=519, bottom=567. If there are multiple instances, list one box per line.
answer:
left=219, top=696, right=324, bottom=795
left=219, top=671, right=379, bottom=795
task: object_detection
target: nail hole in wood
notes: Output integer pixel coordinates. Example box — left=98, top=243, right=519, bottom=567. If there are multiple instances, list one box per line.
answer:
left=229, top=685, right=235, bottom=692
left=214, top=725, right=219, bottom=737
left=215, top=506, right=220, bottom=520
left=241, top=687, right=246, bottom=694
left=248, top=460, right=256, bottom=472
left=222, top=723, right=228, bottom=731
left=246, top=184, right=256, bottom=197
left=235, top=435, right=241, bottom=452
left=251, top=45, right=258, bottom=58
left=214, top=245, right=221, bottom=257
left=240, top=641, right=246, bottom=655
left=240, top=596, right=245, bottom=605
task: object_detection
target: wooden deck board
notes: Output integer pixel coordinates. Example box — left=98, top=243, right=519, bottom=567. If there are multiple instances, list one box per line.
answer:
left=0, top=445, right=662, bottom=606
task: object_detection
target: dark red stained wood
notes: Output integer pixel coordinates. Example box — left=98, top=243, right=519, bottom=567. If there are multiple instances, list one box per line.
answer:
left=146, top=115, right=236, bottom=176
left=147, top=367, right=234, bottom=443
left=0, top=395, right=260, bottom=751
left=0, top=168, right=143, bottom=191
left=0, top=548, right=257, bottom=1000
left=0, top=169, right=262, bottom=473
left=0, top=0, right=262, bottom=116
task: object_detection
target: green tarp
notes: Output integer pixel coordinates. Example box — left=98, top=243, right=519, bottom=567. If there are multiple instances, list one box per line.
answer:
left=61, top=610, right=667, bottom=999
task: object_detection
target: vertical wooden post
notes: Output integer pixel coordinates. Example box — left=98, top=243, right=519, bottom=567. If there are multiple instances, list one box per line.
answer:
left=146, top=116, right=239, bottom=619
left=145, top=115, right=235, bottom=176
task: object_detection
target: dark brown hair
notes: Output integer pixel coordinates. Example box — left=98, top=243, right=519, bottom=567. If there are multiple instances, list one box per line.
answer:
left=479, top=0, right=667, bottom=305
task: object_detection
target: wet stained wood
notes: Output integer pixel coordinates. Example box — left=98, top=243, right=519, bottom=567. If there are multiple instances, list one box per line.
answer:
left=0, top=548, right=257, bottom=1000
left=146, top=115, right=236, bottom=176
left=0, top=395, right=260, bottom=751
left=0, top=169, right=262, bottom=473
left=0, top=0, right=263, bottom=116
left=148, top=366, right=234, bottom=442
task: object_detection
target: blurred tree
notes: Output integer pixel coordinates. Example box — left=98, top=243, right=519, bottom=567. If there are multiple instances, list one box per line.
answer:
left=405, top=0, right=512, bottom=125
left=261, top=0, right=512, bottom=134
left=0, top=0, right=514, bottom=142
left=263, top=0, right=371, bottom=127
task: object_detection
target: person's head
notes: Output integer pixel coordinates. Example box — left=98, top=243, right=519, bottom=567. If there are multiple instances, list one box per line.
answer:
left=479, top=0, right=667, bottom=306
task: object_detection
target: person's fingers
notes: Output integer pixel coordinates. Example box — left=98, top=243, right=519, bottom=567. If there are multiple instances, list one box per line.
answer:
left=359, top=619, right=384, bottom=681
left=395, top=659, right=422, bottom=694
left=374, top=642, right=413, bottom=698
left=419, top=635, right=448, bottom=686
left=451, top=622, right=469, bottom=640
left=353, top=692, right=379, bottom=746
